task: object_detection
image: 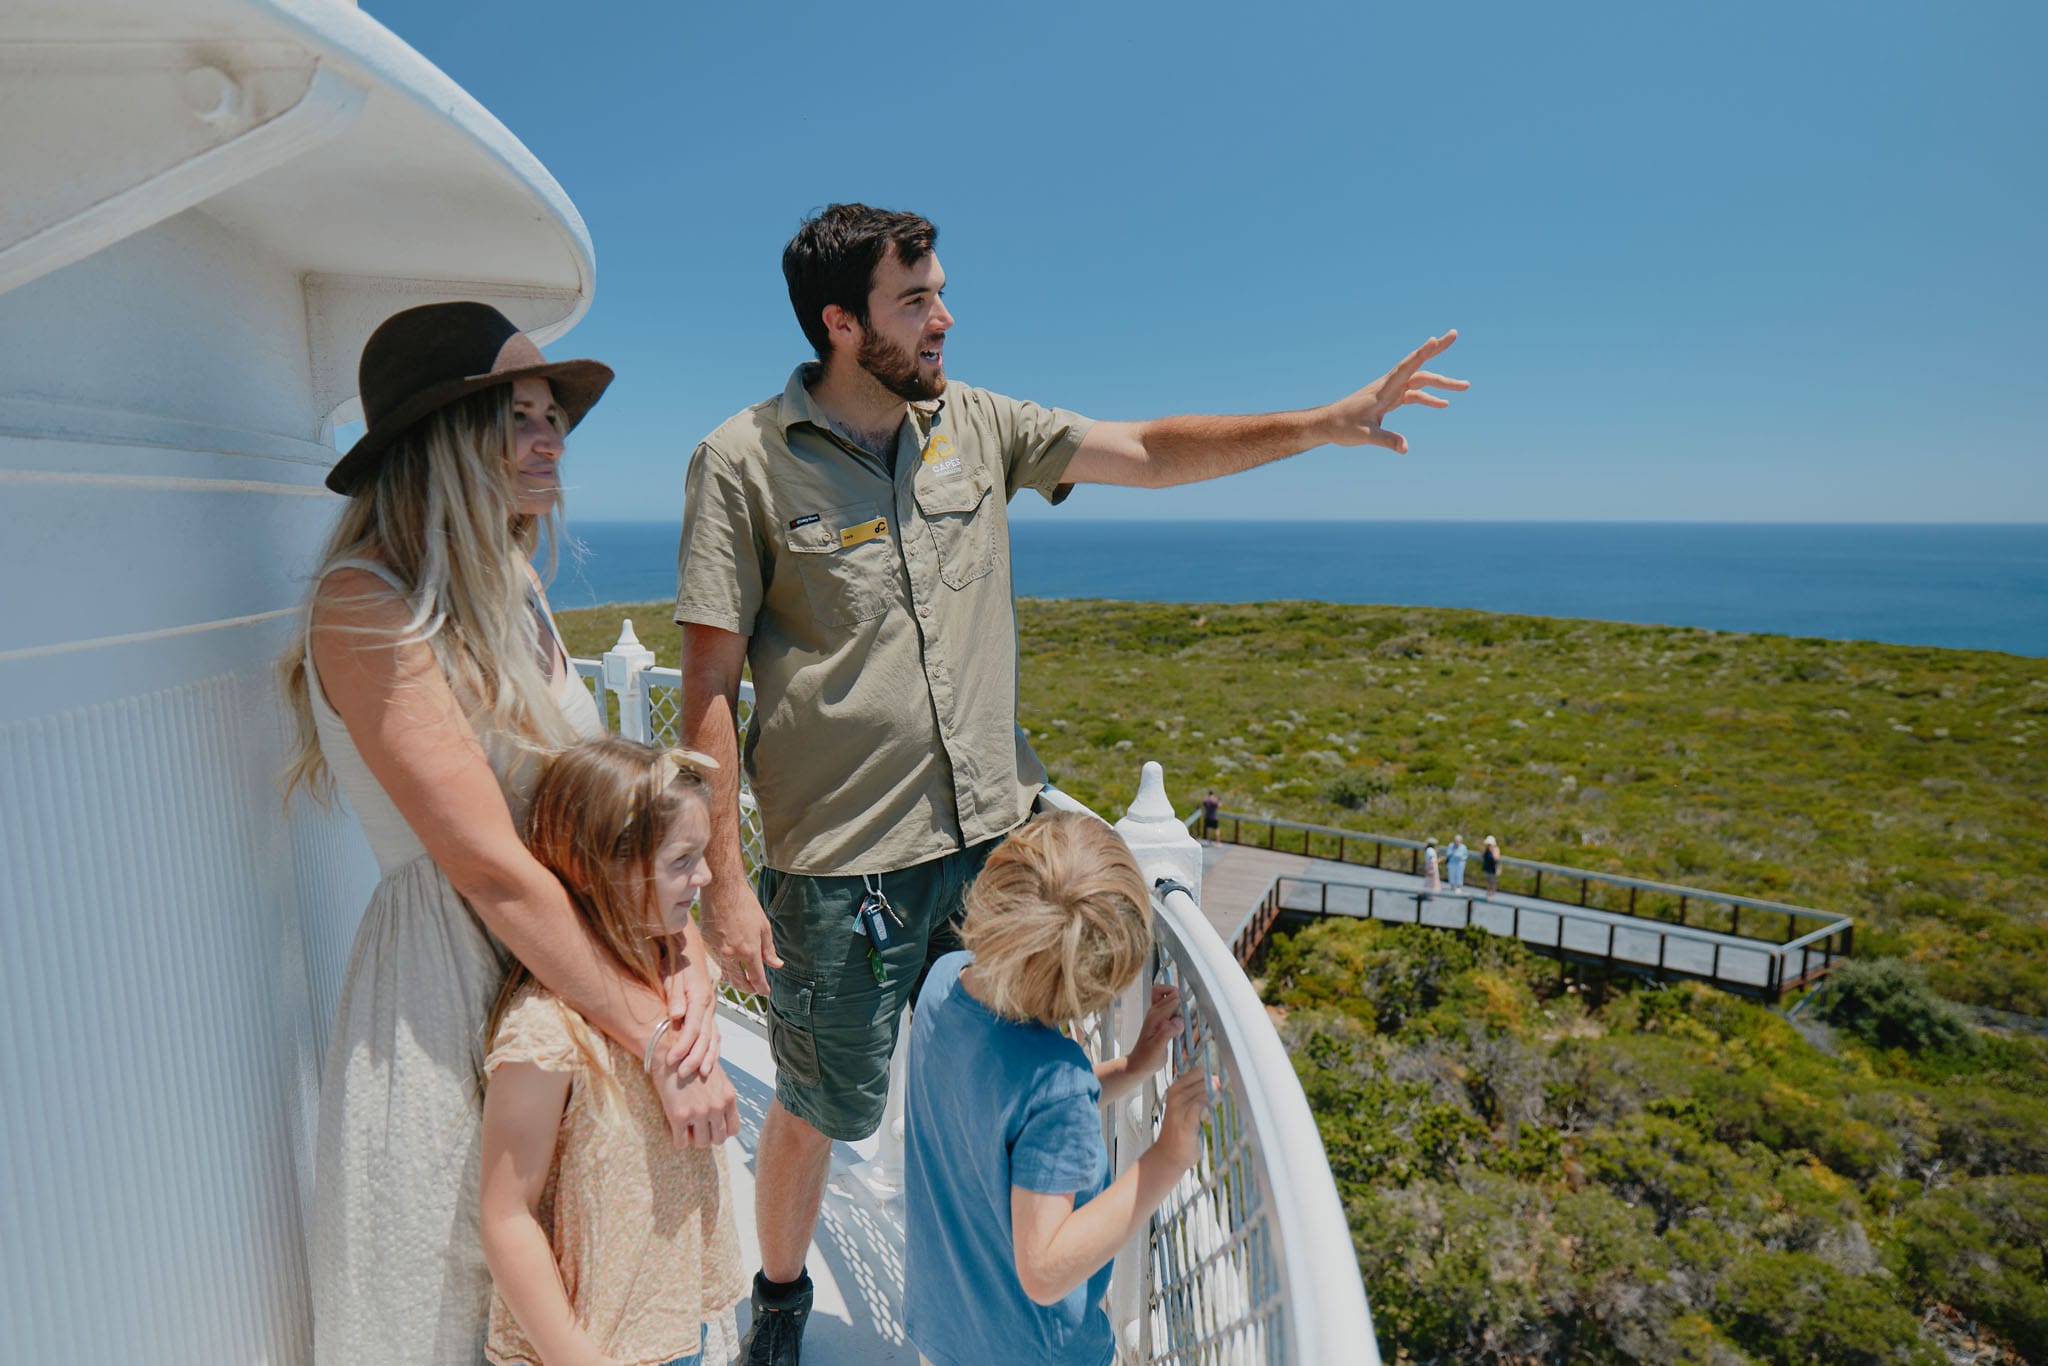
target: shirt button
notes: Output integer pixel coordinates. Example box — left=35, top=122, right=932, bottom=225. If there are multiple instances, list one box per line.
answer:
left=917, top=602, right=931, bottom=619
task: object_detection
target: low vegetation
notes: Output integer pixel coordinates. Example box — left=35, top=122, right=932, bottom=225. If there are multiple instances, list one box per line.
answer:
left=1264, top=919, right=2048, bottom=1363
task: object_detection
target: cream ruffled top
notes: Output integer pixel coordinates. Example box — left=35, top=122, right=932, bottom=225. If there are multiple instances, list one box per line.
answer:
left=483, top=988, right=745, bottom=1366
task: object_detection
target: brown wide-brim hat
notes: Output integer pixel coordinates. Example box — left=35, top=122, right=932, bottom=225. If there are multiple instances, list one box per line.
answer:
left=325, top=301, right=615, bottom=496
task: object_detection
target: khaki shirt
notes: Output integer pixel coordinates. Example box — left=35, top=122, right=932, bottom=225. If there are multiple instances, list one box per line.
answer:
left=674, top=365, right=1093, bottom=875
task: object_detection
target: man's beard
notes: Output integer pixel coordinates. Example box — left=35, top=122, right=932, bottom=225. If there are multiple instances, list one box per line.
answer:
left=857, top=329, right=945, bottom=402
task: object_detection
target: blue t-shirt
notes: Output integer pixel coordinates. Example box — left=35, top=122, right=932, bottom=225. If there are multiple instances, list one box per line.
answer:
left=904, top=952, right=1114, bottom=1366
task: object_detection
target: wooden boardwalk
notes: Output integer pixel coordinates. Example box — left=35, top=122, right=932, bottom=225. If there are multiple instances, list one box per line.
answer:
left=1194, top=841, right=1846, bottom=1001
left=1195, top=843, right=1312, bottom=941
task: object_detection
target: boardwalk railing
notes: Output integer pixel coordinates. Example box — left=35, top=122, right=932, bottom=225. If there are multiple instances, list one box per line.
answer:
left=576, top=623, right=1380, bottom=1366
left=1205, top=811, right=1848, bottom=946
left=1206, top=811, right=1854, bottom=1004
left=1254, top=874, right=1849, bottom=1003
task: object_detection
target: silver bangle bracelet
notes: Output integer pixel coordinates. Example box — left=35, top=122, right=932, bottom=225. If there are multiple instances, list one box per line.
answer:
left=642, top=1017, right=673, bottom=1076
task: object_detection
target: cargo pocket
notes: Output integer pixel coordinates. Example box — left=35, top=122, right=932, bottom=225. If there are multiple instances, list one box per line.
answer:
left=766, top=974, right=822, bottom=1088
left=915, top=470, right=997, bottom=590
left=785, top=502, right=897, bottom=627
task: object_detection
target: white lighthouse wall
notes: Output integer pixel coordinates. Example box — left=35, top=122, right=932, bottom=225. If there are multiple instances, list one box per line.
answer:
left=0, top=207, right=378, bottom=1364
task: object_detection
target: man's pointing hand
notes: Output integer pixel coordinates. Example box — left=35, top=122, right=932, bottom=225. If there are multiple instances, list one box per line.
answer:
left=1324, top=329, right=1468, bottom=454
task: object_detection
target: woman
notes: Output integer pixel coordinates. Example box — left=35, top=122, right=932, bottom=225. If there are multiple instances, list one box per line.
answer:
left=279, top=303, right=736, bottom=1364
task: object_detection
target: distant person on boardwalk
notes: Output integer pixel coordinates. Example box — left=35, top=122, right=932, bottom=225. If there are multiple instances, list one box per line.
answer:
left=1446, top=834, right=1470, bottom=892
left=481, top=739, right=744, bottom=1366
left=1423, top=838, right=1441, bottom=893
left=673, top=202, right=1466, bottom=1365
left=282, top=304, right=725, bottom=1364
left=1482, top=834, right=1501, bottom=895
left=1200, top=789, right=1223, bottom=843
left=903, top=813, right=1208, bottom=1366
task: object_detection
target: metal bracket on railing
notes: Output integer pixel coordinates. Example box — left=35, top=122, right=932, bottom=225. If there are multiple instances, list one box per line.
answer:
left=1154, top=877, right=1195, bottom=902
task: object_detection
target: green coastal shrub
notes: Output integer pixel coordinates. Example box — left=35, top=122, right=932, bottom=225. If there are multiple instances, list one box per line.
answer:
left=1321, top=769, right=1391, bottom=809
left=1888, top=1176, right=2048, bottom=1360
left=1719, top=1251, right=1940, bottom=1365
left=1818, top=958, right=1980, bottom=1055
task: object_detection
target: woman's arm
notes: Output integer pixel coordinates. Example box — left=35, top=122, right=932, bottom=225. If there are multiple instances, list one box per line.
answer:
left=479, top=1062, right=615, bottom=1366
left=313, top=573, right=709, bottom=1134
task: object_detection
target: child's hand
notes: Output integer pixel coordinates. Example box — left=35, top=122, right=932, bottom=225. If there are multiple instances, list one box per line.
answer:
left=1153, top=1067, right=1212, bottom=1176
left=1125, top=984, right=1184, bottom=1077
left=655, top=1060, right=739, bottom=1149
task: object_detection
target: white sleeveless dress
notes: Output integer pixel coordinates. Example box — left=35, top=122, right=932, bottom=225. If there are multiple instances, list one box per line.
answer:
left=306, top=560, right=602, bottom=1365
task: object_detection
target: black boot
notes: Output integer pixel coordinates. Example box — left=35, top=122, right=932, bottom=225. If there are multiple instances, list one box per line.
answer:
left=739, top=1268, right=812, bottom=1365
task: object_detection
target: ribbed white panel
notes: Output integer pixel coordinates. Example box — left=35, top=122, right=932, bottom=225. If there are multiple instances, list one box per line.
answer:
left=290, top=793, right=368, bottom=1075
left=0, top=675, right=316, bottom=1363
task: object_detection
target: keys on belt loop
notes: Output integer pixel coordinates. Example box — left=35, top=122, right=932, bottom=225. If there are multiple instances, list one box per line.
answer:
left=859, top=874, right=901, bottom=984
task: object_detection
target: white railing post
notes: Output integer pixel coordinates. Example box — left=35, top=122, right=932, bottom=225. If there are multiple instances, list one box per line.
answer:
left=1107, top=761, right=1203, bottom=1359
left=1115, top=760, right=1203, bottom=904
left=601, top=618, right=656, bottom=742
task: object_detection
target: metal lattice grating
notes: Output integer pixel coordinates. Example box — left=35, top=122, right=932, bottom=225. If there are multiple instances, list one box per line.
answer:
left=1081, top=954, right=1291, bottom=1366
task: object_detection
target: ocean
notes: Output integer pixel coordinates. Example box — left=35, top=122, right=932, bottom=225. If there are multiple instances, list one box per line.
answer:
left=542, top=520, right=2048, bottom=658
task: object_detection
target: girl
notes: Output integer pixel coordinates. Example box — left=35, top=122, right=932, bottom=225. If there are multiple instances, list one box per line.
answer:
left=902, top=811, right=1208, bottom=1366
left=480, top=736, right=746, bottom=1366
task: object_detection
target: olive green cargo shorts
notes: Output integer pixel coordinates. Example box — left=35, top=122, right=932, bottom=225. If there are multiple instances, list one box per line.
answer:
left=757, top=835, right=1006, bottom=1141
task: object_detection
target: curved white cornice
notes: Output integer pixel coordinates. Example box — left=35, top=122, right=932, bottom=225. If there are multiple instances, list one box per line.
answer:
left=0, top=0, right=598, bottom=369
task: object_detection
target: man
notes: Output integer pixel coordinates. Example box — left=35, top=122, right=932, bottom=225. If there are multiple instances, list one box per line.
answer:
left=674, top=203, right=1465, bottom=1364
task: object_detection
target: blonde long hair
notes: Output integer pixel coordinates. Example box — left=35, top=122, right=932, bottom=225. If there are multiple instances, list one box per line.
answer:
left=484, top=737, right=710, bottom=1084
left=278, top=387, right=573, bottom=803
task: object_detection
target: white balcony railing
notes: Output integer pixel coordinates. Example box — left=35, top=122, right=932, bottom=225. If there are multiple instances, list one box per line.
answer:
left=578, top=620, right=1379, bottom=1366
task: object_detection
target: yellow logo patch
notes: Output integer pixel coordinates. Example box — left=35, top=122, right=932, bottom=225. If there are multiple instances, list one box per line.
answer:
left=921, top=433, right=955, bottom=464
left=839, top=517, right=888, bottom=549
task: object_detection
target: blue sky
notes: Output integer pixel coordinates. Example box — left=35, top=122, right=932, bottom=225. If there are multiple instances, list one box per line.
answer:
left=371, top=1, right=2045, bottom=523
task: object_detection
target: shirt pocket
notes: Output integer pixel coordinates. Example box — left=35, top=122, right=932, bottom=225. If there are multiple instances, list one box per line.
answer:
left=915, top=469, right=997, bottom=591
left=784, top=501, right=896, bottom=627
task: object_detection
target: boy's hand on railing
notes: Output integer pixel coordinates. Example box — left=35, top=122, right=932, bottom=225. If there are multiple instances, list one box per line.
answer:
left=1154, top=1067, right=1213, bottom=1175
left=1126, top=984, right=1185, bottom=1078
left=699, top=885, right=783, bottom=997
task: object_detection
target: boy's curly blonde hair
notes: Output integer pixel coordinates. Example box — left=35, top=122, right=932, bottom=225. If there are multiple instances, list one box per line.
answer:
left=961, top=811, right=1153, bottom=1026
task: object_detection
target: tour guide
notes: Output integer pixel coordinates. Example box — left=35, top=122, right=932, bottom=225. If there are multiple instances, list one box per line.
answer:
left=674, top=202, right=1466, bottom=1365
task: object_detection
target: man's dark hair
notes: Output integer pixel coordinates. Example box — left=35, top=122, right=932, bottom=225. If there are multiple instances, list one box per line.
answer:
left=782, top=204, right=938, bottom=361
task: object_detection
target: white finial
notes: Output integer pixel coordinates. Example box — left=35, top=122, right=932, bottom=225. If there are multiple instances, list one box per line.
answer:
left=1113, top=761, right=1202, bottom=902
left=601, top=617, right=658, bottom=738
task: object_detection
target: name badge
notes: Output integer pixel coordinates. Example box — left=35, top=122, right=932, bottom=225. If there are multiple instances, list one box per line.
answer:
left=840, top=517, right=888, bottom=549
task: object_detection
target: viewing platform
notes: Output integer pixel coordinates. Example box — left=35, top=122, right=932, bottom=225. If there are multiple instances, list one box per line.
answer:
left=1200, top=815, right=1854, bottom=1004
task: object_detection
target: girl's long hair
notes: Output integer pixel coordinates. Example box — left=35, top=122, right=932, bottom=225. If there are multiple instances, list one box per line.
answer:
left=277, top=386, right=572, bottom=804
left=484, top=737, right=709, bottom=1084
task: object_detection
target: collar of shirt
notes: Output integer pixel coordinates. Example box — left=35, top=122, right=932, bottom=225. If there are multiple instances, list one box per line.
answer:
left=776, top=363, right=943, bottom=449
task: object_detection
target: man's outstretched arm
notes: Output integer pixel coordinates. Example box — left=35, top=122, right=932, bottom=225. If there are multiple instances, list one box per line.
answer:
left=1061, top=330, right=1467, bottom=489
